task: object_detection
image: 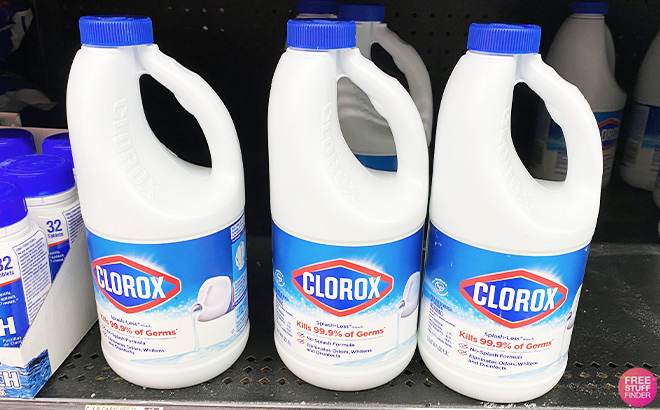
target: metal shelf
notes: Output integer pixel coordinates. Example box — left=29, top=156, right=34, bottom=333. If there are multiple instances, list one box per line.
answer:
left=3, top=237, right=659, bottom=409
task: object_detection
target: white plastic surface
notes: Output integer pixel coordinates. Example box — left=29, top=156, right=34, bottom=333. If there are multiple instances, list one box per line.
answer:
left=531, top=13, right=626, bottom=186
left=337, top=22, right=432, bottom=164
left=621, top=30, right=660, bottom=190
left=66, top=43, right=247, bottom=388
left=268, top=46, right=428, bottom=389
left=420, top=50, right=602, bottom=402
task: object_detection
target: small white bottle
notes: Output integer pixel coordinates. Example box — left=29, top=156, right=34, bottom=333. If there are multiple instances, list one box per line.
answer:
left=620, top=30, right=660, bottom=190
left=419, top=23, right=602, bottom=403
left=0, top=128, right=36, bottom=162
left=531, top=1, right=625, bottom=186
left=0, top=154, right=81, bottom=280
left=0, top=181, right=51, bottom=348
left=67, top=15, right=248, bottom=389
left=42, top=132, right=75, bottom=174
left=269, top=19, right=428, bottom=391
left=337, top=4, right=432, bottom=171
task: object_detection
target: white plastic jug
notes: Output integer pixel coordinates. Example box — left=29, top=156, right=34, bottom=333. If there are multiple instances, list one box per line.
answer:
left=66, top=16, right=249, bottom=389
left=269, top=20, right=428, bottom=391
left=530, top=1, right=625, bottom=187
left=337, top=4, right=432, bottom=172
left=621, top=29, right=660, bottom=190
left=418, top=23, right=602, bottom=403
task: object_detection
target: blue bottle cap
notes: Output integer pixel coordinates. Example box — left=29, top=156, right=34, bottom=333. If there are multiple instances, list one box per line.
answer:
left=0, top=181, right=28, bottom=229
left=287, top=19, right=355, bottom=50
left=0, top=155, right=75, bottom=197
left=338, top=4, right=385, bottom=22
left=467, top=23, right=541, bottom=54
left=42, top=132, right=74, bottom=169
left=79, top=15, right=154, bottom=46
left=297, top=0, right=337, bottom=15
left=572, top=2, right=608, bottom=14
left=0, top=128, right=36, bottom=162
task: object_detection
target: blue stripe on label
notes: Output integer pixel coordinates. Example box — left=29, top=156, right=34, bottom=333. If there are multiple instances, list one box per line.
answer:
left=0, top=278, right=30, bottom=348
left=48, top=239, right=70, bottom=280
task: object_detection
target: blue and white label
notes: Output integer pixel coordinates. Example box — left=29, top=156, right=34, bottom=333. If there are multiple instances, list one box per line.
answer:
left=622, top=103, right=660, bottom=176
left=419, top=224, right=588, bottom=377
left=273, top=222, right=423, bottom=366
left=0, top=229, right=51, bottom=348
left=31, top=202, right=83, bottom=280
left=533, top=109, right=622, bottom=184
left=86, top=213, right=248, bottom=363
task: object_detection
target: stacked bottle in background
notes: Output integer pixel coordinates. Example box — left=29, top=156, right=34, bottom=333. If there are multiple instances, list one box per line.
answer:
left=42, top=132, right=75, bottom=175
left=0, top=155, right=81, bottom=280
left=531, top=1, right=626, bottom=187
left=269, top=19, right=428, bottom=390
left=66, top=15, right=249, bottom=389
left=0, top=181, right=51, bottom=348
left=418, top=23, right=603, bottom=402
left=620, top=29, right=660, bottom=190
left=0, top=128, right=36, bottom=162
left=337, top=4, right=432, bottom=172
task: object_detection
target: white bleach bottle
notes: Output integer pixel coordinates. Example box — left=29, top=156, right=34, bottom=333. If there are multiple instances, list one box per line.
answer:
left=337, top=4, right=432, bottom=171
left=530, top=1, right=625, bottom=187
left=0, top=181, right=51, bottom=348
left=66, top=16, right=248, bottom=389
left=0, top=154, right=81, bottom=280
left=418, top=23, right=603, bottom=403
left=621, top=29, right=660, bottom=190
left=269, top=19, right=428, bottom=391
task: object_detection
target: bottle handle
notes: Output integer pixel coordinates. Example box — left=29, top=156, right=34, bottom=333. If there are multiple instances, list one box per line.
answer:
left=339, top=48, right=428, bottom=200
left=518, top=54, right=602, bottom=203
left=138, top=45, right=243, bottom=186
left=374, top=25, right=434, bottom=143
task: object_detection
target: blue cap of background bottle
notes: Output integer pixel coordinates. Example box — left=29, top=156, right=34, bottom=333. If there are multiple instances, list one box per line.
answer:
left=338, top=4, right=385, bottom=22
left=42, top=132, right=74, bottom=169
left=572, top=2, right=608, bottom=14
left=287, top=19, right=355, bottom=49
left=0, top=181, right=28, bottom=229
left=0, top=129, right=36, bottom=162
left=0, top=155, right=75, bottom=197
left=467, top=23, right=541, bottom=54
left=79, top=15, right=154, bottom=46
left=297, top=0, right=337, bottom=15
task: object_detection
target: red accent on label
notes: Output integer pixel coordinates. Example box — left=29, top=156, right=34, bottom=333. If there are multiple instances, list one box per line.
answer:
left=91, top=255, right=181, bottom=314
left=459, top=270, right=568, bottom=329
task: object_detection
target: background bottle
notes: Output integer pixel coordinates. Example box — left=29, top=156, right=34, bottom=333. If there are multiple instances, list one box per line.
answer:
left=620, top=29, right=660, bottom=190
left=0, top=128, right=36, bottom=162
left=269, top=19, right=428, bottom=391
left=530, top=1, right=625, bottom=187
left=337, top=4, right=432, bottom=172
left=42, top=132, right=75, bottom=174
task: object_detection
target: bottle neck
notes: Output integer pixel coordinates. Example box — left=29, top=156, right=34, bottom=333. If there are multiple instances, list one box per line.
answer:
left=25, top=186, right=78, bottom=207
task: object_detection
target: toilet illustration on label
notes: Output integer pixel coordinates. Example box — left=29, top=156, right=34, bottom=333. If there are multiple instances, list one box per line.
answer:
left=396, top=271, right=420, bottom=347
left=561, top=284, right=582, bottom=355
left=191, top=276, right=234, bottom=351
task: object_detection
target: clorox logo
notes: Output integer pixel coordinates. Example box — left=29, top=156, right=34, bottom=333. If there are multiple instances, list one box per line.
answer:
left=460, top=270, right=567, bottom=329
left=91, top=256, right=181, bottom=314
left=599, top=118, right=620, bottom=149
left=292, top=260, right=393, bottom=317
